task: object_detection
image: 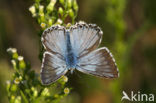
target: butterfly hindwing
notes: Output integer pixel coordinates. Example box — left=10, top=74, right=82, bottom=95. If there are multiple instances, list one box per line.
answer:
left=41, top=52, right=67, bottom=85
left=70, top=22, right=103, bottom=58
left=76, top=47, right=119, bottom=78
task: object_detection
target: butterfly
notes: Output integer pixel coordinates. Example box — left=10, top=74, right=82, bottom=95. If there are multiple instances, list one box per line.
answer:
left=41, top=22, right=119, bottom=85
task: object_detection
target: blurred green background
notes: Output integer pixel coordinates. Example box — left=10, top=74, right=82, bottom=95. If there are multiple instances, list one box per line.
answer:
left=0, top=0, right=156, bottom=103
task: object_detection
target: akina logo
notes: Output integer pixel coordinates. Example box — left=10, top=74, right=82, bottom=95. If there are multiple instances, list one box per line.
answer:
left=121, top=91, right=155, bottom=102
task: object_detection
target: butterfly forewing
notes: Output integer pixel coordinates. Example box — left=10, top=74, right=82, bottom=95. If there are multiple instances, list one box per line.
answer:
left=41, top=25, right=66, bottom=58
left=69, top=22, right=103, bottom=58
left=41, top=52, right=67, bottom=85
left=76, top=47, right=119, bottom=78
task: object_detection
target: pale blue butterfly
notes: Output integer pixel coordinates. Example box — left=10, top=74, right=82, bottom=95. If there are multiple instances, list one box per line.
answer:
left=41, top=22, right=119, bottom=85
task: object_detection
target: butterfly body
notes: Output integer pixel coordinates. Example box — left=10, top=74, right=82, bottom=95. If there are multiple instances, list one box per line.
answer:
left=65, top=30, right=77, bottom=71
left=41, top=22, right=119, bottom=85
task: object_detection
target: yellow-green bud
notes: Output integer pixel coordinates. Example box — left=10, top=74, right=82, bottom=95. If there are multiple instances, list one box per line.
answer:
left=73, top=0, right=78, bottom=11
left=33, top=90, right=38, bottom=97
left=39, top=12, right=45, bottom=22
left=68, top=9, right=74, bottom=17
left=58, top=7, right=64, bottom=15
left=41, top=88, right=50, bottom=96
left=66, top=23, right=71, bottom=28
left=39, top=5, right=44, bottom=13
left=29, top=5, right=36, bottom=17
left=13, top=53, right=18, bottom=59
left=18, top=56, right=25, bottom=69
left=54, top=94, right=59, bottom=98
left=19, top=76, right=22, bottom=80
left=31, top=87, right=38, bottom=97
left=19, top=61, right=26, bottom=69
left=67, top=0, right=72, bottom=8
left=11, top=95, right=15, bottom=100
left=11, top=60, right=16, bottom=67
left=11, top=84, right=17, bottom=92
left=47, top=0, right=56, bottom=12
left=56, top=19, right=63, bottom=24
left=48, top=19, right=53, bottom=26
left=6, top=80, right=11, bottom=91
left=59, top=0, right=64, bottom=5
left=14, top=96, right=21, bottom=103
